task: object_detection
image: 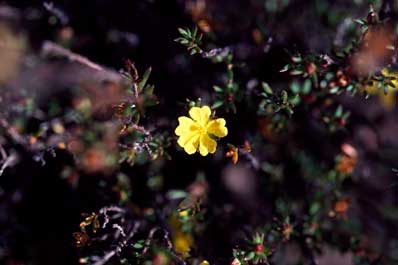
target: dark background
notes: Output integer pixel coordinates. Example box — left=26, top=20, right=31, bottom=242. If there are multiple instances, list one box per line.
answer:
left=1, top=1, right=397, bottom=264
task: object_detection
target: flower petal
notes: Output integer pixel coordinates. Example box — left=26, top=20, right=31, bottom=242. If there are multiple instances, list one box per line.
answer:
left=189, top=106, right=211, bottom=127
left=206, top=118, right=228, bottom=138
left=183, top=133, right=200, bottom=155
left=175, top=116, right=198, bottom=136
left=199, top=133, right=217, bottom=156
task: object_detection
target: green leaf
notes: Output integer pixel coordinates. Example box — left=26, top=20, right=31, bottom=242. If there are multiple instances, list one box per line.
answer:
left=192, top=27, right=198, bottom=38
left=289, top=94, right=300, bottom=105
left=212, top=101, right=224, bottom=109
left=290, top=69, right=303, bottom=75
left=133, top=242, right=144, bottom=249
left=262, top=82, right=273, bottom=95
left=281, top=90, right=288, bottom=104
left=353, top=19, right=365, bottom=25
left=291, top=55, right=302, bottom=63
left=302, top=79, right=312, bottom=94
left=280, top=64, right=290, bottom=73
left=178, top=28, right=188, bottom=37
left=334, top=105, right=343, bottom=118
left=329, top=86, right=340, bottom=94
left=245, top=252, right=255, bottom=260
left=227, top=69, right=234, bottom=82
left=342, top=111, right=350, bottom=120
left=310, top=202, right=321, bottom=215
left=138, top=67, right=152, bottom=91
left=166, top=190, right=188, bottom=200
left=213, top=86, right=224, bottom=93
left=290, top=81, right=300, bottom=94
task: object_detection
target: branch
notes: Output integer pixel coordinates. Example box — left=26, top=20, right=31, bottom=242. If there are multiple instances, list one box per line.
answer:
left=40, top=41, right=125, bottom=85
left=142, top=227, right=186, bottom=265
left=41, top=41, right=103, bottom=71
left=43, top=2, right=69, bottom=25
left=0, top=152, right=17, bottom=176
left=92, top=221, right=140, bottom=265
left=0, top=118, right=26, bottom=145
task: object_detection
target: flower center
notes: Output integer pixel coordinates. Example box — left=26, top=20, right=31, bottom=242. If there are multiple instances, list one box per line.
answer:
left=195, top=121, right=208, bottom=135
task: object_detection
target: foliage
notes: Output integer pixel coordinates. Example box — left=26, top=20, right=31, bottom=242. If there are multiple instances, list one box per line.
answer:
left=0, top=1, right=398, bottom=265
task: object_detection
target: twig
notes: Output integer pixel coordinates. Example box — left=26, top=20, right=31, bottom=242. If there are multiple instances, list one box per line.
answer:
left=0, top=152, right=17, bottom=176
left=0, top=118, right=26, bottom=145
left=92, top=221, right=140, bottom=265
left=142, top=227, right=161, bottom=254
left=0, top=144, right=7, bottom=160
left=43, top=2, right=69, bottom=25
left=130, top=123, right=151, bottom=136
left=41, top=41, right=103, bottom=71
left=142, top=227, right=186, bottom=265
left=244, top=152, right=260, bottom=170
left=99, top=205, right=126, bottom=229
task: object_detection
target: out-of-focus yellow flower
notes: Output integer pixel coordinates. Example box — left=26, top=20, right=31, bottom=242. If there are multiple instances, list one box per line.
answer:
left=200, top=260, right=210, bottom=265
left=169, top=214, right=193, bottom=256
left=0, top=23, right=24, bottom=84
left=174, top=231, right=193, bottom=255
left=366, top=68, right=398, bottom=108
left=175, top=106, right=228, bottom=156
left=178, top=209, right=189, bottom=218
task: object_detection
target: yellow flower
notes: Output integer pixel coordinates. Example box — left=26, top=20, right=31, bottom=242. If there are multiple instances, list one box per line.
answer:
left=178, top=209, right=189, bottom=218
left=169, top=214, right=193, bottom=256
left=366, top=68, right=398, bottom=108
left=174, top=231, right=193, bottom=255
left=175, top=106, right=228, bottom=156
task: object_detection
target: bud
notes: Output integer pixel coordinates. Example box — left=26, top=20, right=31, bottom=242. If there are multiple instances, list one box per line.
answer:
left=231, top=258, right=241, bottom=265
left=254, top=244, right=264, bottom=253
left=306, top=63, right=317, bottom=75
left=367, top=11, right=377, bottom=24
left=337, top=118, right=346, bottom=127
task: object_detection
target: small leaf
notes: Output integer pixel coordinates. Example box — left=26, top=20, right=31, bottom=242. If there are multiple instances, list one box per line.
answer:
left=138, top=67, right=152, bottom=91
left=262, top=82, right=273, bottom=95
left=213, top=86, right=224, bottom=93
left=290, top=81, right=300, bottom=94
left=178, top=28, right=188, bottom=37
left=329, top=86, right=340, bottom=94
left=302, top=79, right=312, bottom=94
left=335, top=105, right=343, bottom=118
left=133, top=241, right=144, bottom=249
left=212, top=101, right=224, bottom=109
left=310, top=202, right=321, bottom=215
left=166, top=190, right=188, bottom=200
left=281, top=90, right=288, bottom=104
left=291, top=56, right=302, bottom=63
left=280, top=64, right=290, bottom=73
left=290, top=69, right=303, bottom=75
left=245, top=252, right=255, bottom=261
left=353, top=19, right=365, bottom=25
left=192, top=27, right=198, bottom=37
